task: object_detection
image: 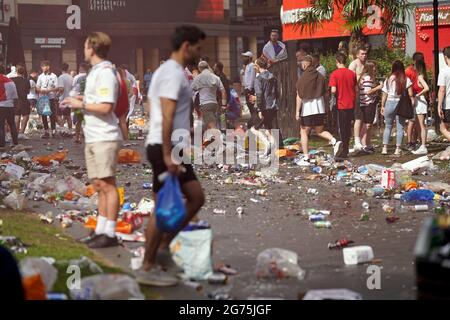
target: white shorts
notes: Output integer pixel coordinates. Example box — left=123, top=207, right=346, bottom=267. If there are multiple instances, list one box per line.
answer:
left=415, top=96, right=428, bottom=115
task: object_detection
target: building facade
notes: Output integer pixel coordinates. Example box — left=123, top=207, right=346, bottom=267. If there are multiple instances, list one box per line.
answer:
left=13, top=0, right=263, bottom=81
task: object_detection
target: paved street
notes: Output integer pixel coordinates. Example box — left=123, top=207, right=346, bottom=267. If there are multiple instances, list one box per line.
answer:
left=19, top=124, right=449, bottom=300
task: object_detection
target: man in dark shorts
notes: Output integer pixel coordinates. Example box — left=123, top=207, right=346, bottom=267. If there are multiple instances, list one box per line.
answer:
left=330, top=53, right=357, bottom=160
left=135, top=25, right=206, bottom=287
left=11, top=65, right=31, bottom=140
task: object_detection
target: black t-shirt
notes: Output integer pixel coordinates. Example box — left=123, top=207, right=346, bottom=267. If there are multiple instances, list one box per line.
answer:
left=12, top=76, right=31, bottom=102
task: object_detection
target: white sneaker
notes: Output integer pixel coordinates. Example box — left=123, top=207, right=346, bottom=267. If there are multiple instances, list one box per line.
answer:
left=294, top=157, right=311, bottom=167
left=412, top=145, right=428, bottom=155
left=381, top=146, right=388, bottom=155
left=333, top=141, right=343, bottom=157
left=394, top=147, right=402, bottom=156
left=353, top=142, right=363, bottom=152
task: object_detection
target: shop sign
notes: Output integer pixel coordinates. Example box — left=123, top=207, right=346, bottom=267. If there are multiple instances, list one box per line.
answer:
left=35, top=38, right=66, bottom=49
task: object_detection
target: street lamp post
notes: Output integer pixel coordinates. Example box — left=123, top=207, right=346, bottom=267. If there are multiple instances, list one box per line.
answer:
left=434, top=0, right=440, bottom=132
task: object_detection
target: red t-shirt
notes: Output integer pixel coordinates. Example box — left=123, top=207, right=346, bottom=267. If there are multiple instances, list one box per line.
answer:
left=329, top=68, right=357, bottom=110
left=405, top=65, right=422, bottom=95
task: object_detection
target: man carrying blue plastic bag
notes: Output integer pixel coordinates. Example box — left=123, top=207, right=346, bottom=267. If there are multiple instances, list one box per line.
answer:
left=135, top=25, right=206, bottom=287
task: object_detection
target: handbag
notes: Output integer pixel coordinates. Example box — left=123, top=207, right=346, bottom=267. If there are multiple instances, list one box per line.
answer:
left=37, top=96, right=52, bottom=116
left=395, top=90, right=414, bottom=119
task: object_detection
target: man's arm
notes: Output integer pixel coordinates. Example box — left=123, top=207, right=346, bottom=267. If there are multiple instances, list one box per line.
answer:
left=438, top=86, right=446, bottom=118
left=161, top=97, right=180, bottom=174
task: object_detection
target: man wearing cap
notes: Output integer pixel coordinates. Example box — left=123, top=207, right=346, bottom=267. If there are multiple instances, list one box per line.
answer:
left=242, top=51, right=257, bottom=128
left=192, top=60, right=227, bottom=130
left=262, top=30, right=288, bottom=66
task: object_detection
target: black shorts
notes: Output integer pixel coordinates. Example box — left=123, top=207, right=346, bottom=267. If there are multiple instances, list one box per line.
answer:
left=354, top=103, right=362, bottom=120
left=300, top=113, right=325, bottom=127
left=147, top=144, right=198, bottom=193
left=255, top=109, right=278, bottom=130
left=361, top=103, right=376, bottom=124
left=444, top=109, right=450, bottom=124
left=14, top=100, right=31, bottom=116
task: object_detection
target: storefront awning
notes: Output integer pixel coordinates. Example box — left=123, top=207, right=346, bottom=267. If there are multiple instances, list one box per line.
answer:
left=281, top=0, right=384, bottom=41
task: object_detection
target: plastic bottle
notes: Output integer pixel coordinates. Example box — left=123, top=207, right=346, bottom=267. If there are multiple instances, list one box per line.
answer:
left=366, top=187, right=385, bottom=198
left=401, top=204, right=430, bottom=212
left=314, top=221, right=332, bottom=229
left=309, top=214, right=326, bottom=222
left=328, top=239, right=354, bottom=250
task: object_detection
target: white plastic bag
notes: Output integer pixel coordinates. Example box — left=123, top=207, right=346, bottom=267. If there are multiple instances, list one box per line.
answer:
left=54, top=180, right=69, bottom=194
left=20, top=258, right=58, bottom=292
left=65, top=176, right=87, bottom=195
left=70, top=274, right=144, bottom=300
left=170, top=229, right=213, bottom=281
left=256, top=248, right=306, bottom=280
left=4, top=190, right=27, bottom=210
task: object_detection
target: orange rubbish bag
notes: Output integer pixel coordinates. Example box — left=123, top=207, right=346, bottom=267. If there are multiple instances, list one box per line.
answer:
left=84, top=217, right=133, bottom=234
left=118, top=149, right=141, bottom=164
left=33, top=151, right=68, bottom=166
left=275, top=149, right=296, bottom=158
left=22, top=274, right=47, bottom=300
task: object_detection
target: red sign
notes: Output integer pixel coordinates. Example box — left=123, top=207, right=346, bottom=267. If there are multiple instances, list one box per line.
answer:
left=196, top=0, right=224, bottom=22
left=282, top=0, right=383, bottom=41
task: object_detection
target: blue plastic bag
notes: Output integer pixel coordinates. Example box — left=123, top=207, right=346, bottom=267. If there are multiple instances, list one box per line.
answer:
left=37, top=96, right=52, bottom=116
left=156, top=175, right=186, bottom=232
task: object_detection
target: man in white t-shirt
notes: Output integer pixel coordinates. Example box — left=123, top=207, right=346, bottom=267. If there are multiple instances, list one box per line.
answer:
left=63, top=32, right=122, bottom=249
left=58, top=63, right=74, bottom=135
left=36, top=60, right=63, bottom=138
left=136, top=25, right=206, bottom=288
left=438, top=46, right=450, bottom=142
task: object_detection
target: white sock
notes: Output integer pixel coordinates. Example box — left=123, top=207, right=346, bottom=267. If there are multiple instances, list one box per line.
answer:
left=331, top=138, right=337, bottom=146
left=105, top=220, right=117, bottom=238
left=354, top=137, right=361, bottom=145
left=95, top=216, right=107, bottom=235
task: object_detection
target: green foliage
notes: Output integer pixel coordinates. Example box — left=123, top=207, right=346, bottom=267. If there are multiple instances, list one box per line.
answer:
left=319, top=46, right=413, bottom=80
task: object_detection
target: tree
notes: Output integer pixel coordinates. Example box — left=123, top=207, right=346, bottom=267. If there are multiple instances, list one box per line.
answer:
left=294, top=0, right=413, bottom=56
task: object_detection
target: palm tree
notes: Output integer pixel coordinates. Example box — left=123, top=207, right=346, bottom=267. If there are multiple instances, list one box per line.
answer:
left=294, top=0, right=413, bottom=56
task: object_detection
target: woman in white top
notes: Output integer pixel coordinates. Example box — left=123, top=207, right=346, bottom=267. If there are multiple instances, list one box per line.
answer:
left=295, top=56, right=340, bottom=166
left=381, top=60, right=414, bottom=155
left=411, top=59, right=430, bottom=155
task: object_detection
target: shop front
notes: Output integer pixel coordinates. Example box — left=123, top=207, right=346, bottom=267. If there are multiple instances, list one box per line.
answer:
left=18, top=3, right=82, bottom=74
left=281, top=0, right=384, bottom=50
left=416, top=5, right=450, bottom=67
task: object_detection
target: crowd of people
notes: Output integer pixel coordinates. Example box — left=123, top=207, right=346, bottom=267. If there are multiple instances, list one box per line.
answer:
left=2, top=24, right=450, bottom=289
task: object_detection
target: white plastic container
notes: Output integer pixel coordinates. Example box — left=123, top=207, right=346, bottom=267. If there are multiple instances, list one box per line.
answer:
left=343, top=246, right=374, bottom=265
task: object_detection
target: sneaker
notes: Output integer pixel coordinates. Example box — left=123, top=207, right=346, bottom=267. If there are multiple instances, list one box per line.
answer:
left=333, top=141, right=343, bottom=157
left=406, top=142, right=416, bottom=151
left=294, top=157, right=311, bottom=167
left=362, top=146, right=375, bottom=155
left=134, top=266, right=179, bottom=287
left=156, top=249, right=184, bottom=274
left=381, top=146, right=388, bottom=155
left=394, top=147, right=402, bottom=156
left=353, top=142, right=363, bottom=152
left=41, top=132, right=50, bottom=139
left=77, top=231, right=102, bottom=244
left=87, top=234, right=120, bottom=249
left=412, top=145, right=428, bottom=155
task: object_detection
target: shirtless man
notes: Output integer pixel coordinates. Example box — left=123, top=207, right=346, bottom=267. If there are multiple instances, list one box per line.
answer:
left=349, top=46, right=368, bottom=152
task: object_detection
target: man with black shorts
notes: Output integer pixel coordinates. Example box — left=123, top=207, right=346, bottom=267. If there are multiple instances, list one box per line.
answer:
left=11, top=65, right=31, bottom=140
left=135, top=25, right=206, bottom=287
left=438, top=46, right=450, bottom=142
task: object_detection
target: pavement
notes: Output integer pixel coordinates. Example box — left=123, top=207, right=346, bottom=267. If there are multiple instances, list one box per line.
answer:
left=11, top=119, right=450, bottom=300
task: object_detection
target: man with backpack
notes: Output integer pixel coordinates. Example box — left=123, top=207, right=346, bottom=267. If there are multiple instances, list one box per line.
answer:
left=63, top=31, right=122, bottom=249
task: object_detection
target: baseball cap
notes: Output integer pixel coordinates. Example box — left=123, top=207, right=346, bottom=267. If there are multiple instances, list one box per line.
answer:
left=198, top=61, right=209, bottom=69
left=241, top=51, right=254, bottom=58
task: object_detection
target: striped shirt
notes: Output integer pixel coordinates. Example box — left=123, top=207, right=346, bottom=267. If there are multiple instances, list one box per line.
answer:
left=359, top=75, right=374, bottom=107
